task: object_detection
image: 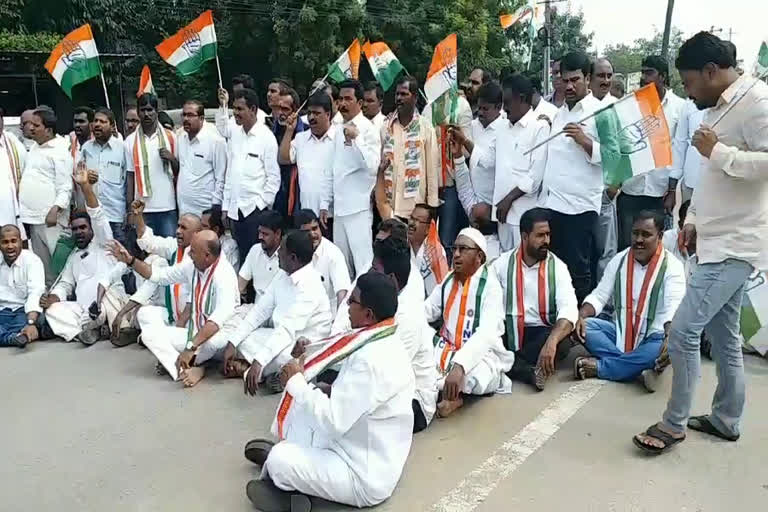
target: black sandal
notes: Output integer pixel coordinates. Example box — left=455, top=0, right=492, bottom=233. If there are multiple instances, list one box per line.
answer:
left=688, top=415, right=740, bottom=442
left=633, top=424, right=686, bottom=455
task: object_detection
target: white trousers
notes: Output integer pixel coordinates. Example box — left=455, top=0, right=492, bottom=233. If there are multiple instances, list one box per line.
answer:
left=333, top=210, right=373, bottom=280
left=140, top=320, right=229, bottom=380
left=436, top=353, right=513, bottom=396
left=498, top=224, right=520, bottom=253
left=46, top=285, right=128, bottom=342
left=237, top=327, right=293, bottom=376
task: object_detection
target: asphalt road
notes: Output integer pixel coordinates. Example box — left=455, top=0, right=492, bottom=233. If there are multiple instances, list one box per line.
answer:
left=2, top=340, right=767, bottom=511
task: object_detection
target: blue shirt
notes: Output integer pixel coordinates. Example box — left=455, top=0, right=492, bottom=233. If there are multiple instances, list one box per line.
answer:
left=78, top=137, right=127, bottom=222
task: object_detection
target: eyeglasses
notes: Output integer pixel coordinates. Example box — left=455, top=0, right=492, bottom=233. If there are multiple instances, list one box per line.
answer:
left=409, top=217, right=430, bottom=225
left=450, top=245, right=479, bottom=254
left=181, top=113, right=201, bottom=118
left=347, top=297, right=361, bottom=307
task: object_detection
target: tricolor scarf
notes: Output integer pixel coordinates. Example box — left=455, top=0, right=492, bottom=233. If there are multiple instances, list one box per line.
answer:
left=133, top=125, right=176, bottom=198
left=432, top=267, right=488, bottom=375
left=382, top=114, right=424, bottom=201
left=163, top=248, right=186, bottom=324
left=186, top=257, right=220, bottom=344
left=613, top=244, right=668, bottom=352
left=271, top=318, right=397, bottom=440
left=504, top=249, right=557, bottom=352
left=2, top=133, right=21, bottom=197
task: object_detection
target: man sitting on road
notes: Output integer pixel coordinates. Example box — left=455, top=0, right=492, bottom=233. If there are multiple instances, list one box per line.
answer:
left=573, top=211, right=685, bottom=391
left=425, top=227, right=513, bottom=418
left=0, top=225, right=45, bottom=348
left=201, top=206, right=240, bottom=272
left=109, top=231, right=239, bottom=387
left=41, top=165, right=129, bottom=345
left=407, top=203, right=447, bottom=297
left=222, top=229, right=332, bottom=395
left=491, top=208, right=578, bottom=391
left=245, top=272, right=414, bottom=512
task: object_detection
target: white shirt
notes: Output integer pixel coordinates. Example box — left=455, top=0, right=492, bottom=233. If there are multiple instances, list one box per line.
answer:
left=290, top=126, right=336, bottom=215
left=176, top=127, right=227, bottom=216
left=492, top=108, right=550, bottom=226
left=214, top=108, right=268, bottom=140
left=78, top=137, right=127, bottom=223
left=323, top=111, right=381, bottom=217
left=0, top=249, right=44, bottom=313
left=534, top=98, right=559, bottom=124
left=136, top=226, right=191, bottom=313
left=220, top=233, right=240, bottom=272
left=239, top=243, right=280, bottom=298
left=491, top=250, right=578, bottom=327
left=411, top=241, right=446, bottom=297
left=670, top=99, right=707, bottom=190
left=51, top=205, right=125, bottom=308
left=223, top=122, right=280, bottom=219
left=621, top=90, right=686, bottom=197
left=369, top=111, right=387, bottom=134
left=312, top=237, right=352, bottom=313
left=539, top=93, right=604, bottom=214
left=465, top=116, right=505, bottom=205
left=127, top=254, right=168, bottom=307
left=584, top=248, right=686, bottom=338
left=124, top=128, right=177, bottom=213
left=19, top=137, right=73, bottom=225
left=231, top=264, right=332, bottom=368
left=0, top=132, right=27, bottom=230
left=284, top=327, right=414, bottom=505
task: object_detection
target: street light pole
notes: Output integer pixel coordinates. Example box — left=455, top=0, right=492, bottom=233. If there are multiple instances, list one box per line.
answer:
left=661, top=0, right=675, bottom=58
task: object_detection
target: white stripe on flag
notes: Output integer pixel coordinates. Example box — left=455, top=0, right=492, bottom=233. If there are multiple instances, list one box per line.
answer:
left=49, top=39, right=100, bottom=82
left=614, top=97, right=656, bottom=174
left=164, top=25, right=217, bottom=67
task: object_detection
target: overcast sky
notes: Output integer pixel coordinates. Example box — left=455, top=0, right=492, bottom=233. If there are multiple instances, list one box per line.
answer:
left=568, top=0, right=767, bottom=70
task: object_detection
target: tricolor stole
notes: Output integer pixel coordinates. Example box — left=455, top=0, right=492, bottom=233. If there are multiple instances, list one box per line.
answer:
left=2, top=134, right=21, bottom=197
left=432, top=267, right=488, bottom=375
left=382, top=115, right=424, bottom=202
left=505, top=249, right=557, bottom=352
left=272, top=318, right=397, bottom=440
left=133, top=124, right=176, bottom=198
left=613, top=244, right=668, bottom=352
left=186, top=257, right=220, bottom=344
left=164, top=249, right=186, bottom=324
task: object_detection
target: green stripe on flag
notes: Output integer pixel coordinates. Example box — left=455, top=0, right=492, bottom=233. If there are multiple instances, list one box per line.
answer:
left=740, top=296, right=761, bottom=342
left=375, top=60, right=404, bottom=91
left=595, top=107, right=634, bottom=187
left=175, top=42, right=217, bottom=76
left=59, top=56, right=102, bottom=98
left=327, top=61, right=348, bottom=84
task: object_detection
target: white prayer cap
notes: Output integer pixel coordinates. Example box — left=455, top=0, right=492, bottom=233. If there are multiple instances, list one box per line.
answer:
left=457, top=227, right=487, bottom=256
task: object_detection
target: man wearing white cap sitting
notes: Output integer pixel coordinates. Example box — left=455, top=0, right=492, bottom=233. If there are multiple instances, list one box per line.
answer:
left=424, top=227, right=513, bottom=417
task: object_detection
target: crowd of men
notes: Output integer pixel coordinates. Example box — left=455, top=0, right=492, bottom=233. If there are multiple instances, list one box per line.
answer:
left=1, top=30, right=767, bottom=510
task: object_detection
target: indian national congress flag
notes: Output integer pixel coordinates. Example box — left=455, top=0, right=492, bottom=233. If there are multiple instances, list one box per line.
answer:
left=156, top=10, right=218, bottom=76
left=425, top=33, right=459, bottom=126
left=328, top=39, right=361, bottom=83
left=595, top=83, right=673, bottom=187
left=757, top=38, right=768, bottom=76
left=362, top=41, right=404, bottom=91
left=44, top=24, right=102, bottom=98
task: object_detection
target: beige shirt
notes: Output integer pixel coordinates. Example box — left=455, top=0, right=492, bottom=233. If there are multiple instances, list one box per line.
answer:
left=689, top=74, right=768, bottom=269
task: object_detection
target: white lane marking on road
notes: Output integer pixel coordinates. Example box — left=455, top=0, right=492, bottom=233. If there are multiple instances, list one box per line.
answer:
left=430, top=379, right=606, bottom=512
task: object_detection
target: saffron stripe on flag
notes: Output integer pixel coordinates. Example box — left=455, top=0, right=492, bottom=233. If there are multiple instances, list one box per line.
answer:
left=44, top=24, right=96, bottom=73
left=635, top=86, right=672, bottom=168
left=156, top=10, right=215, bottom=60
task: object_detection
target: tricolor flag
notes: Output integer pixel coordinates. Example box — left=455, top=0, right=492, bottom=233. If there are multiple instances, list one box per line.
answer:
left=362, top=41, right=404, bottom=91
left=44, top=24, right=102, bottom=99
left=756, top=38, right=768, bottom=77
left=328, top=39, right=361, bottom=83
left=137, top=65, right=156, bottom=97
left=425, top=33, right=459, bottom=126
left=156, top=10, right=218, bottom=76
left=595, top=83, right=673, bottom=187
left=741, top=270, right=768, bottom=356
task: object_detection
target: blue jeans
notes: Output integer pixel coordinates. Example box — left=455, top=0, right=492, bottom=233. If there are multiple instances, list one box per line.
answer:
left=584, top=318, right=663, bottom=382
left=438, top=186, right=468, bottom=262
left=143, top=211, right=178, bottom=238
left=0, top=308, right=27, bottom=346
left=109, top=222, right=127, bottom=245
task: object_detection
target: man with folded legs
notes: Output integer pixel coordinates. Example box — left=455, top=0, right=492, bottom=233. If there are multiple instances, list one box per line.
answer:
left=0, top=225, right=44, bottom=348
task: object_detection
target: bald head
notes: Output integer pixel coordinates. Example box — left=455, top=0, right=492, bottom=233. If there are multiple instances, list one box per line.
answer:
left=189, top=230, right=221, bottom=271
left=1, top=224, right=21, bottom=237
left=590, top=58, right=614, bottom=100
left=21, top=109, right=35, bottom=139
left=0, top=224, right=23, bottom=264
left=176, top=213, right=202, bottom=249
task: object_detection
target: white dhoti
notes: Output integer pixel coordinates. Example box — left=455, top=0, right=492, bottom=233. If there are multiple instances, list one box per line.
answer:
left=237, top=327, right=292, bottom=377
left=140, top=324, right=230, bottom=380
left=45, top=285, right=129, bottom=342
left=136, top=305, right=174, bottom=331
left=432, top=334, right=514, bottom=396
left=333, top=210, right=373, bottom=279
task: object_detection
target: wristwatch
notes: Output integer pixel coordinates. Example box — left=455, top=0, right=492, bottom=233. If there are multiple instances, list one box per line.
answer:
left=27, top=318, right=36, bottom=326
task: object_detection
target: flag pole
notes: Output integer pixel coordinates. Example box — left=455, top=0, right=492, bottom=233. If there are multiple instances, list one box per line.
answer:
left=297, top=70, right=331, bottom=113
left=214, top=53, right=224, bottom=90
left=400, top=64, right=430, bottom=103
left=99, top=72, right=111, bottom=109
left=710, top=73, right=767, bottom=128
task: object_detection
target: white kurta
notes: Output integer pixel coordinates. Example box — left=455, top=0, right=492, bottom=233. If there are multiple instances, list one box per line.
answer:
left=136, top=226, right=191, bottom=323
left=0, top=132, right=27, bottom=235
left=263, top=328, right=414, bottom=508
left=312, top=237, right=352, bottom=313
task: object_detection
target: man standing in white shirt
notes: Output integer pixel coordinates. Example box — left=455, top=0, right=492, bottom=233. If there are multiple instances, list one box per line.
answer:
left=247, top=271, right=414, bottom=511
left=112, top=230, right=239, bottom=387
left=201, top=207, right=239, bottom=271
left=539, top=51, right=604, bottom=304
left=215, top=74, right=269, bottom=140
left=590, top=58, right=616, bottom=106
left=279, top=93, right=335, bottom=237
left=223, top=88, right=281, bottom=264
left=616, top=56, right=685, bottom=250
left=492, top=209, right=578, bottom=391
left=18, top=106, right=73, bottom=287
left=322, top=79, right=381, bottom=278
left=125, top=93, right=179, bottom=238
left=123, top=108, right=140, bottom=137
left=0, top=225, right=44, bottom=348
left=530, top=76, right=558, bottom=126
left=176, top=100, right=227, bottom=217
left=78, top=107, right=127, bottom=244
left=669, top=99, right=706, bottom=205
left=493, top=74, right=550, bottom=251
left=0, top=110, right=27, bottom=235
left=363, top=81, right=387, bottom=133
left=69, top=106, right=94, bottom=209
left=575, top=211, right=685, bottom=390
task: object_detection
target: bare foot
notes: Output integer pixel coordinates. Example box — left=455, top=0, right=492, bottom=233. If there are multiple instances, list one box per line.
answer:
left=437, top=397, right=464, bottom=418
left=181, top=366, right=206, bottom=387
left=635, top=422, right=685, bottom=449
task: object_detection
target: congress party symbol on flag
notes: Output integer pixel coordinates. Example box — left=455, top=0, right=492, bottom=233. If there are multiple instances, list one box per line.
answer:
left=595, top=83, right=672, bottom=187
left=156, top=10, right=218, bottom=76
left=362, top=41, right=404, bottom=91
left=44, top=24, right=102, bottom=98
left=137, top=65, right=156, bottom=97
left=425, top=33, right=458, bottom=104
left=328, top=39, right=362, bottom=83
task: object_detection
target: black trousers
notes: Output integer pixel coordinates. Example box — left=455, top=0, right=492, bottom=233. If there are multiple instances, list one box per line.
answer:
left=508, top=326, right=572, bottom=381
left=616, top=193, right=664, bottom=251
left=231, top=207, right=262, bottom=265
left=412, top=399, right=428, bottom=433
left=547, top=210, right=597, bottom=304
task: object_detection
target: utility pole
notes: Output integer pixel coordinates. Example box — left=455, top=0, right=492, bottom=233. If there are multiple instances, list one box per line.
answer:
left=661, top=0, right=675, bottom=58
left=543, top=2, right=552, bottom=96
